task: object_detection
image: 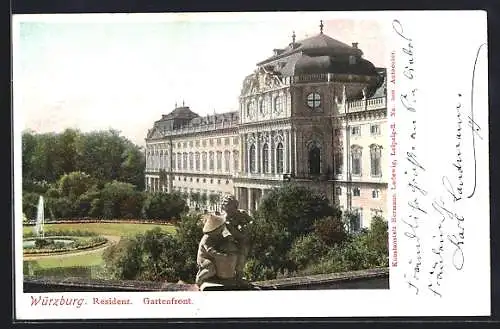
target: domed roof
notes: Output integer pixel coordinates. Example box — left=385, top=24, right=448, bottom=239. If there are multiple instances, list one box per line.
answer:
left=258, top=32, right=362, bottom=65
left=292, top=55, right=377, bottom=76
left=297, top=33, right=362, bottom=56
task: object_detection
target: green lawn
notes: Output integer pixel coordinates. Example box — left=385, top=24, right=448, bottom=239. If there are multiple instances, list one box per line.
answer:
left=33, top=249, right=106, bottom=269
left=23, top=222, right=176, bottom=237
left=23, top=222, right=176, bottom=271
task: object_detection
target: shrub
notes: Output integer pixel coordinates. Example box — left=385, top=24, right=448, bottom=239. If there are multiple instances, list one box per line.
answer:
left=142, top=192, right=188, bottom=221
left=313, top=215, right=347, bottom=246
left=288, top=233, right=329, bottom=270
left=103, top=227, right=195, bottom=283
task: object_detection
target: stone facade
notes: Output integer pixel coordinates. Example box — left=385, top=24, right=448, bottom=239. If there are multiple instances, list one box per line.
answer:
left=145, top=27, right=388, bottom=229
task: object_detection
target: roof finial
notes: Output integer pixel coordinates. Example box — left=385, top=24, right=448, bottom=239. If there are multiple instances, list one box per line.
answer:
left=175, top=101, right=177, bottom=108
left=182, top=100, right=185, bottom=107
left=292, top=30, right=296, bottom=44
left=320, top=20, right=324, bottom=34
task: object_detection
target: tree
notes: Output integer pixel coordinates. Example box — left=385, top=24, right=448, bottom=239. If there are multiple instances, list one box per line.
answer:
left=100, top=181, right=143, bottom=219
left=246, top=183, right=341, bottom=279
left=142, top=192, right=188, bottom=221
left=208, top=193, right=220, bottom=212
left=199, top=193, right=208, bottom=210
left=189, top=192, right=201, bottom=209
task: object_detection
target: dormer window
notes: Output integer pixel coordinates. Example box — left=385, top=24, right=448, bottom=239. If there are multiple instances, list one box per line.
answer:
left=349, top=56, right=357, bottom=65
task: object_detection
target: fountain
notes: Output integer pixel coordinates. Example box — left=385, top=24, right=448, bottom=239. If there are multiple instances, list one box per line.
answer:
left=34, top=195, right=45, bottom=239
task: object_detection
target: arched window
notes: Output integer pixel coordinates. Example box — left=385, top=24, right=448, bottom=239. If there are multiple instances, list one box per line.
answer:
left=353, top=187, right=361, bottom=196
left=262, top=143, right=269, bottom=173
left=249, top=144, right=256, bottom=173
left=183, top=152, right=188, bottom=170
left=189, top=152, right=193, bottom=170
left=309, top=144, right=321, bottom=175
left=351, top=146, right=362, bottom=176
left=177, top=152, right=182, bottom=171
left=216, top=151, right=222, bottom=172
left=195, top=152, right=200, bottom=171
left=233, top=150, right=239, bottom=172
left=202, top=152, right=207, bottom=171
left=172, top=153, right=176, bottom=170
left=274, top=96, right=283, bottom=114
left=276, top=142, right=284, bottom=174
left=224, top=150, right=231, bottom=173
left=370, top=144, right=382, bottom=177
left=209, top=152, right=214, bottom=170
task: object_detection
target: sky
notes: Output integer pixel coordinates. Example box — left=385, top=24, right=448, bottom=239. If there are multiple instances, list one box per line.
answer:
left=13, top=13, right=387, bottom=146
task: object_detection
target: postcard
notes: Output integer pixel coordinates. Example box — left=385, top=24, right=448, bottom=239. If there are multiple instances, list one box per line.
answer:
left=12, top=10, right=489, bottom=320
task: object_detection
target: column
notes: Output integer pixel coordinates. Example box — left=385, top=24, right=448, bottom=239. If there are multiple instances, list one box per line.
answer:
left=240, top=134, right=245, bottom=175
left=246, top=136, right=251, bottom=175
left=256, top=133, right=261, bottom=174
left=247, top=188, right=253, bottom=214
left=293, top=128, right=297, bottom=175
left=287, top=130, right=292, bottom=174
left=284, top=130, right=289, bottom=174
left=268, top=132, right=273, bottom=174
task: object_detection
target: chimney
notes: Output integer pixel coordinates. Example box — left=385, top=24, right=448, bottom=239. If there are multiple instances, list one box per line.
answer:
left=352, top=42, right=358, bottom=49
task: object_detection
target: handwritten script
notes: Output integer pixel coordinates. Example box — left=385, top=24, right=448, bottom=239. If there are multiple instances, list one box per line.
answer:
left=393, top=19, right=485, bottom=297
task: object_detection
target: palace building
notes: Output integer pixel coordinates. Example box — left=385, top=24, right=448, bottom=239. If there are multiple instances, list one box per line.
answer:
left=144, top=22, right=387, bottom=229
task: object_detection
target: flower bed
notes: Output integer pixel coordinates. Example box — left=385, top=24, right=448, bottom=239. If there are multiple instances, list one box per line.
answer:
left=24, top=218, right=174, bottom=226
left=23, top=235, right=108, bottom=256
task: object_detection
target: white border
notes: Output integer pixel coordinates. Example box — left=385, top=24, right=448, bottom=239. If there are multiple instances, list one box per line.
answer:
left=13, top=11, right=490, bottom=319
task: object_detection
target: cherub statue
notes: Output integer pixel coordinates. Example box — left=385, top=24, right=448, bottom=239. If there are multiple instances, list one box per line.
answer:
left=220, top=194, right=253, bottom=280
left=195, top=214, right=239, bottom=286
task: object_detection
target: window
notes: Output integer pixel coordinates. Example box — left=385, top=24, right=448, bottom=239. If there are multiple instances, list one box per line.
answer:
left=224, top=150, right=231, bottom=173
left=189, top=141, right=193, bottom=147
left=276, top=142, right=284, bottom=174
left=195, top=140, right=200, bottom=147
left=372, top=189, right=380, bottom=199
left=224, top=138, right=230, bottom=145
left=260, top=97, right=270, bottom=115
left=263, top=143, right=269, bottom=173
left=172, top=153, right=176, bottom=170
left=233, top=150, right=239, bottom=172
left=349, top=55, right=357, bottom=65
left=189, top=152, right=193, bottom=170
left=177, top=152, right=182, bottom=170
left=183, top=142, right=187, bottom=148
left=306, top=92, right=321, bottom=109
left=247, top=100, right=256, bottom=118
left=177, top=142, right=181, bottom=148
left=183, top=153, right=188, bottom=170
left=249, top=144, right=257, bottom=173
left=334, top=128, right=341, bottom=136
left=202, top=152, right=207, bottom=171
left=351, top=146, right=362, bottom=176
left=209, top=152, right=214, bottom=170
left=209, top=139, right=214, bottom=146
left=353, top=187, right=361, bottom=197
left=351, top=126, right=361, bottom=136
left=202, top=140, right=207, bottom=147
left=308, top=145, right=321, bottom=175
left=370, top=145, right=382, bottom=177
left=370, top=124, right=380, bottom=135
left=195, top=152, right=200, bottom=171
left=233, top=137, right=239, bottom=145
left=349, top=209, right=362, bottom=232
left=274, top=96, right=283, bottom=114
left=334, top=152, right=343, bottom=175
left=216, top=151, right=222, bottom=171
left=217, top=138, right=221, bottom=145
left=336, top=186, right=342, bottom=196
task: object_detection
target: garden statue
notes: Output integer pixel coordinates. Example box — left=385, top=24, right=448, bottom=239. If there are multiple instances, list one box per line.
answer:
left=196, top=214, right=237, bottom=285
left=195, top=195, right=254, bottom=291
left=220, top=194, right=252, bottom=280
